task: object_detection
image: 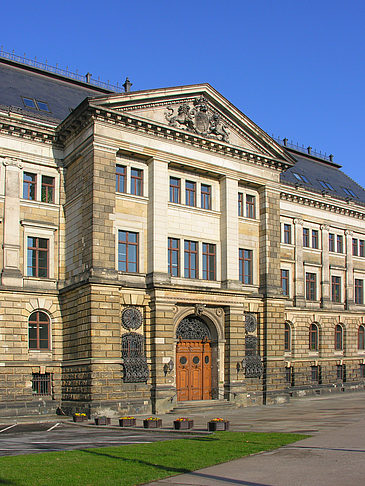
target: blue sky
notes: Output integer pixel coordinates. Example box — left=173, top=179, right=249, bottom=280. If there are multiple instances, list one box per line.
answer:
left=2, top=0, right=365, bottom=187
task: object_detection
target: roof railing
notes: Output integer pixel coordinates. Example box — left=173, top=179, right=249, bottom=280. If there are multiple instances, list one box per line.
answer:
left=0, top=48, right=124, bottom=93
left=273, top=135, right=333, bottom=163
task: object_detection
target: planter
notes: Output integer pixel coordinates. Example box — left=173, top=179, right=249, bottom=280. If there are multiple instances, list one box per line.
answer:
left=94, top=416, right=111, bottom=426
left=173, top=420, right=194, bottom=430
left=119, top=418, right=136, bottom=427
left=73, top=414, right=87, bottom=423
left=143, top=419, right=162, bottom=429
left=208, top=420, right=230, bottom=431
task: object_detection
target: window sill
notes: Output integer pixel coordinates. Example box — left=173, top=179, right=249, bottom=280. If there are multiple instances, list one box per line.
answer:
left=168, top=202, right=220, bottom=217
left=116, top=192, right=148, bottom=203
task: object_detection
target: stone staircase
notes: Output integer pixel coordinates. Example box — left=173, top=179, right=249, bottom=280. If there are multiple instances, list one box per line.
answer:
left=168, top=399, right=237, bottom=415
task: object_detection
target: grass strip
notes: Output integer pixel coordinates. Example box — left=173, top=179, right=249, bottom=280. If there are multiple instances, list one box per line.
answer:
left=0, top=431, right=306, bottom=486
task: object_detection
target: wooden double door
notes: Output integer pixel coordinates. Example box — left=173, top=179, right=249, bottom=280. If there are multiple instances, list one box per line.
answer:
left=176, top=340, right=212, bottom=401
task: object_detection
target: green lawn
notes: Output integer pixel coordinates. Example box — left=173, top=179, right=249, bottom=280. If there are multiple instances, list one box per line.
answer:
left=0, top=431, right=306, bottom=486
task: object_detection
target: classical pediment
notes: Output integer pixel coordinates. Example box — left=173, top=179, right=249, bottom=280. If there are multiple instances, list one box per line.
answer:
left=90, top=84, right=293, bottom=164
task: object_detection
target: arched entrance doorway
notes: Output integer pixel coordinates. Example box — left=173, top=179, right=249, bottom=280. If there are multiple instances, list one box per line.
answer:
left=176, top=315, right=213, bottom=401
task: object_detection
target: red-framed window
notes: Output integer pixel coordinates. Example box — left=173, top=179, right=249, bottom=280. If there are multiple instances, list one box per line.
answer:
left=130, top=168, right=143, bottom=196
left=283, top=224, right=291, bottom=244
left=185, top=181, right=196, bottom=206
left=169, top=177, right=181, bottom=203
left=312, top=230, right=319, bottom=249
left=184, top=240, right=198, bottom=279
left=23, top=172, right=37, bottom=200
left=331, top=276, right=341, bottom=303
left=41, top=176, right=55, bottom=203
left=118, top=231, right=138, bottom=272
left=353, top=238, right=359, bottom=256
left=358, top=325, right=365, bottom=350
left=28, top=311, right=50, bottom=350
left=281, top=269, right=289, bottom=296
left=246, top=195, right=256, bottom=219
left=306, top=273, right=317, bottom=301
left=201, top=184, right=211, bottom=210
left=202, top=243, right=216, bottom=280
left=284, top=322, right=291, bottom=351
left=168, top=238, right=180, bottom=277
left=335, top=324, right=343, bottom=351
left=303, top=228, right=310, bottom=247
left=329, top=233, right=335, bottom=252
left=360, top=240, right=365, bottom=257
left=337, top=235, right=343, bottom=253
left=355, top=279, right=364, bottom=304
left=309, top=323, right=319, bottom=351
left=27, top=237, right=49, bottom=278
left=116, top=165, right=127, bottom=193
left=239, top=249, right=253, bottom=285
left=238, top=193, right=244, bottom=217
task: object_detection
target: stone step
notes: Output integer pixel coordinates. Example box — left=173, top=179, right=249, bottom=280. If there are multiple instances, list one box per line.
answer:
left=168, top=399, right=236, bottom=414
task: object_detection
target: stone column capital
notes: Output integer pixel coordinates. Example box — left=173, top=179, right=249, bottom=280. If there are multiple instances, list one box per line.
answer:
left=2, top=157, right=23, bottom=169
left=294, top=218, right=303, bottom=226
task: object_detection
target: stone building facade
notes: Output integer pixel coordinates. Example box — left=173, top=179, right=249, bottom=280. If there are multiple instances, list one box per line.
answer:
left=0, top=54, right=365, bottom=417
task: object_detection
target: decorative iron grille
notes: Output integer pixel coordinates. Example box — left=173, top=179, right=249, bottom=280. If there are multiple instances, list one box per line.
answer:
left=176, top=315, right=211, bottom=340
left=121, top=307, right=143, bottom=331
left=32, top=373, right=51, bottom=396
left=121, top=333, right=149, bottom=383
left=245, top=313, right=257, bottom=333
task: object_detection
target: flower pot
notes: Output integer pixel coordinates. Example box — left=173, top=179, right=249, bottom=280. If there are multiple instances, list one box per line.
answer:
left=73, top=414, right=87, bottom=423
left=94, top=416, right=111, bottom=426
left=208, top=420, right=230, bottom=431
left=173, top=420, right=194, bottom=430
left=119, top=418, right=136, bottom=427
left=143, top=419, right=162, bottom=428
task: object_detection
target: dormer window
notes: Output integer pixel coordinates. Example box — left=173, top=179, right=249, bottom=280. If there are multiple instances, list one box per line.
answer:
left=318, top=180, right=334, bottom=191
left=293, top=172, right=309, bottom=183
left=21, top=97, right=50, bottom=112
left=342, top=187, right=357, bottom=198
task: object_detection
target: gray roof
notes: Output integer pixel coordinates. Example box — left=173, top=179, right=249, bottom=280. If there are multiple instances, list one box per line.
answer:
left=281, top=151, right=365, bottom=206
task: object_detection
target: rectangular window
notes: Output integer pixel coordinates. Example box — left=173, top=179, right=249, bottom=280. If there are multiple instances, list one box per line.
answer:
left=246, top=195, right=256, bottom=219
left=360, top=240, right=365, bottom=257
left=337, top=365, right=345, bottom=381
left=169, top=177, right=181, bottom=203
left=331, top=276, right=341, bottom=303
left=306, top=273, right=317, bottom=301
left=130, top=168, right=143, bottom=196
left=329, top=233, right=335, bottom=252
left=239, top=249, right=253, bottom=285
left=355, top=279, right=364, bottom=305
left=201, top=184, right=211, bottom=210
left=285, top=366, right=292, bottom=384
left=337, top=235, right=343, bottom=253
left=312, top=230, right=319, bottom=249
left=116, top=165, right=127, bottom=193
left=32, top=373, right=51, bottom=396
left=118, top=231, right=138, bottom=272
left=202, top=243, right=216, bottom=280
left=23, top=172, right=37, bottom=200
left=168, top=238, right=180, bottom=277
left=238, top=193, right=244, bottom=217
left=360, top=364, right=365, bottom=378
left=303, top=228, right=310, bottom=247
left=283, top=224, right=291, bottom=244
left=41, top=176, right=55, bottom=203
left=185, top=181, right=196, bottom=206
left=311, top=366, right=319, bottom=382
left=27, top=237, right=49, bottom=278
left=281, top=269, right=289, bottom=296
left=184, top=241, right=198, bottom=279
left=353, top=238, right=359, bottom=256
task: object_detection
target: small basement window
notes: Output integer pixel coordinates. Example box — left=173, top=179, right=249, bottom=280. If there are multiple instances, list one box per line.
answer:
left=32, top=373, right=52, bottom=396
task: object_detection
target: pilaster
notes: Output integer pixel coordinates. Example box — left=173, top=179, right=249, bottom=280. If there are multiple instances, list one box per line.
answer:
left=321, top=224, right=330, bottom=306
left=345, top=230, right=354, bottom=309
left=294, top=218, right=304, bottom=306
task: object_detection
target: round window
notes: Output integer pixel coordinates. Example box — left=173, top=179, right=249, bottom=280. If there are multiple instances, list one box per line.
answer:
left=180, top=356, right=187, bottom=365
left=192, top=356, right=200, bottom=364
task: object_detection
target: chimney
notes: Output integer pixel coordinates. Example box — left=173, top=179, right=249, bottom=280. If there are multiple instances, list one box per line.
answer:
left=329, top=154, right=334, bottom=162
left=283, top=138, right=288, bottom=147
left=123, top=77, right=132, bottom=93
left=85, top=72, right=92, bottom=83
left=307, top=146, right=312, bottom=155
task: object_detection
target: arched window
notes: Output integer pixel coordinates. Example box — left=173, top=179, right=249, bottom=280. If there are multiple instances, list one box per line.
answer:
left=284, top=322, right=291, bottom=352
left=309, top=323, right=319, bottom=351
left=28, top=311, right=50, bottom=349
left=358, top=325, right=365, bottom=350
left=335, top=324, right=343, bottom=351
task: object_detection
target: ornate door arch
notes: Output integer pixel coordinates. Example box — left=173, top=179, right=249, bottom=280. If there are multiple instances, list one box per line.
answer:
left=176, top=316, right=212, bottom=401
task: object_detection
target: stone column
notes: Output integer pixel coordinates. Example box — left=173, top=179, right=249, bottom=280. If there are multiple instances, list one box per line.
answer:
left=321, top=224, right=330, bottom=307
left=345, top=230, right=354, bottom=309
left=220, top=176, right=241, bottom=289
left=147, top=158, right=169, bottom=285
left=294, top=218, right=304, bottom=306
left=1, top=158, right=23, bottom=287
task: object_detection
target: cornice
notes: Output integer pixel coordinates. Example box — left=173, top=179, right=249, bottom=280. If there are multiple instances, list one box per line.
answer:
left=280, top=191, right=365, bottom=220
left=0, top=111, right=57, bottom=144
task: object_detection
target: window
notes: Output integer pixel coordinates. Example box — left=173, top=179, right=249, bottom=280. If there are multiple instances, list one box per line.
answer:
left=318, top=180, right=334, bottom=191
left=312, top=230, right=319, bottom=249
left=23, top=172, right=37, bottom=200
left=359, top=325, right=365, bottom=350
left=27, top=237, right=49, bottom=277
left=360, top=240, right=365, bottom=257
left=41, top=176, right=55, bottom=203
left=353, top=238, right=358, bottom=256
left=335, top=324, right=343, bottom=351
left=169, top=177, right=181, bottom=203
left=246, top=195, right=256, bottom=219
left=281, top=270, right=289, bottom=296
left=130, top=168, right=143, bottom=196
left=168, top=238, right=179, bottom=277
left=283, top=224, right=291, bottom=244
left=116, top=165, right=127, bottom=193
left=238, top=193, right=244, bottom=217
left=202, top=243, right=216, bottom=280
left=22, top=97, right=50, bottom=112
left=337, top=235, right=343, bottom=253
left=360, top=364, right=365, bottom=378
left=36, top=100, right=50, bottom=112
left=342, top=187, right=357, bottom=198
left=239, top=249, right=253, bottom=285
left=32, top=373, right=51, bottom=395
left=306, top=273, right=317, bottom=301
left=201, top=184, right=211, bottom=210
left=118, top=231, right=138, bottom=272
left=329, top=233, right=335, bottom=252
left=355, top=279, right=363, bottom=305
left=284, top=322, right=291, bottom=351
left=28, top=311, right=50, bottom=349
left=185, top=181, right=196, bottom=206
left=23, top=97, right=37, bottom=109
left=311, top=365, right=319, bottom=382
left=293, top=172, right=309, bottom=183
left=337, top=364, right=346, bottom=381
left=285, top=366, right=293, bottom=384
left=184, top=241, right=198, bottom=279
left=331, top=276, right=341, bottom=303
left=309, top=323, right=319, bottom=351
left=303, top=228, right=310, bottom=247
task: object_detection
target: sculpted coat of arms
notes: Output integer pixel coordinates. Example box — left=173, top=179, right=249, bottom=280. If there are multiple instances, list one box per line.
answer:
left=165, top=96, right=229, bottom=142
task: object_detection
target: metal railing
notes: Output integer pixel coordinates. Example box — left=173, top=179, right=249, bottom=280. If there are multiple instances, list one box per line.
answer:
left=0, top=48, right=124, bottom=93
left=32, top=373, right=52, bottom=396
left=273, top=135, right=333, bottom=162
